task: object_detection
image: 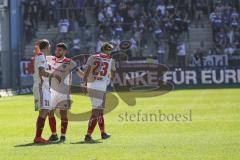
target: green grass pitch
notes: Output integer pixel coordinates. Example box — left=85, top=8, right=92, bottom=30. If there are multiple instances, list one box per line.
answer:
left=0, top=89, right=239, bottom=160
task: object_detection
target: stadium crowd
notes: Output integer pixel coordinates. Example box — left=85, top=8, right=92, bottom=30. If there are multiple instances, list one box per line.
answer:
left=94, top=0, right=192, bottom=64
left=21, top=0, right=87, bottom=43
left=209, top=0, right=240, bottom=55
left=21, top=0, right=240, bottom=66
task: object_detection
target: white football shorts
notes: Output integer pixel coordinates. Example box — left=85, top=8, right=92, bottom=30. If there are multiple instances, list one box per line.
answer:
left=87, top=80, right=107, bottom=109
left=51, top=90, right=71, bottom=110
left=33, top=83, right=52, bottom=111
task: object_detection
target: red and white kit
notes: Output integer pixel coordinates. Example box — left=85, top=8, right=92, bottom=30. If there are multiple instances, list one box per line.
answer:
left=85, top=53, right=116, bottom=109
left=47, top=56, right=77, bottom=110
left=33, top=53, right=52, bottom=110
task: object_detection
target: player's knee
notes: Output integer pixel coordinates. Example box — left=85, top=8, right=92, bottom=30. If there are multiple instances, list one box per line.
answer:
left=99, top=109, right=103, bottom=115
left=96, top=109, right=103, bottom=117
left=92, top=110, right=98, bottom=117
left=39, top=109, right=50, bottom=118
left=61, top=118, right=68, bottom=122
left=60, top=110, right=68, bottom=119
left=48, top=110, right=55, bottom=118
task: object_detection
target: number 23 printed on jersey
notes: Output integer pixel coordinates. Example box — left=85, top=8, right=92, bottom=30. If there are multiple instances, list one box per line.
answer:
left=92, top=61, right=109, bottom=77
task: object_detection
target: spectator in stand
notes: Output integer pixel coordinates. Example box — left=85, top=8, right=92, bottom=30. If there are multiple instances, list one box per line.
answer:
left=58, top=19, right=70, bottom=34
left=194, top=0, right=205, bottom=28
left=130, top=20, right=138, bottom=32
left=177, top=41, right=186, bottom=66
left=24, top=16, right=35, bottom=43
left=182, top=13, right=190, bottom=40
left=131, top=28, right=141, bottom=57
left=96, top=35, right=106, bottom=52
left=138, top=18, right=145, bottom=32
left=231, top=8, right=239, bottom=19
left=114, top=25, right=124, bottom=39
left=174, top=11, right=184, bottom=35
left=157, top=42, right=166, bottom=64
left=98, top=9, right=106, bottom=25
left=21, top=0, right=30, bottom=20
left=156, top=0, right=166, bottom=15
left=194, top=41, right=206, bottom=66
left=165, top=1, right=175, bottom=15
left=47, top=0, right=57, bottom=29
left=60, top=0, right=69, bottom=19
left=68, top=35, right=81, bottom=57
left=82, top=25, right=94, bottom=51
left=105, top=4, right=114, bottom=19
left=215, top=28, right=229, bottom=51
left=113, top=12, right=124, bottom=24
left=109, top=36, right=121, bottom=53
left=29, top=0, right=40, bottom=31
left=233, top=28, right=240, bottom=48
left=194, top=48, right=205, bottom=66
left=40, top=0, right=48, bottom=21
left=74, top=0, right=85, bottom=24
left=209, top=10, right=217, bottom=23
left=153, top=25, right=163, bottom=47
left=168, top=35, right=178, bottom=64
left=130, top=37, right=138, bottom=57
left=118, top=1, right=128, bottom=17
left=224, top=44, right=235, bottom=55
left=164, top=16, right=172, bottom=35
left=77, top=10, right=87, bottom=33
left=211, top=15, right=224, bottom=38
left=177, top=0, right=189, bottom=12
left=127, top=6, right=136, bottom=22
left=230, top=17, right=238, bottom=32
left=208, top=46, right=220, bottom=55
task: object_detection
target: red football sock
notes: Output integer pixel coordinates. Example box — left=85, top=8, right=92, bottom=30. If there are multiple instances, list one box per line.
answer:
left=61, top=118, right=68, bottom=135
left=87, top=115, right=98, bottom=136
left=35, top=116, right=46, bottom=138
left=98, top=114, right=105, bottom=133
left=48, top=116, right=56, bottom=134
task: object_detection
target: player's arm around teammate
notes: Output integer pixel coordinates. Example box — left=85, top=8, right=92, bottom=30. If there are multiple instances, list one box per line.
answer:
left=47, top=43, right=84, bottom=142
left=33, top=39, right=61, bottom=144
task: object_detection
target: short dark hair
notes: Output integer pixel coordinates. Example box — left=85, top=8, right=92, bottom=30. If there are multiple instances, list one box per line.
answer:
left=56, top=43, right=68, bottom=50
left=38, top=39, right=50, bottom=50
left=101, top=42, right=113, bottom=52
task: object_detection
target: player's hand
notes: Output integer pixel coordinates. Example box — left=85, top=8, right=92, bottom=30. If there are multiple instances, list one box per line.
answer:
left=51, top=74, right=61, bottom=83
left=55, top=74, right=61, bottom=83
left=110, top=76, right=114, bottom=81
left=81, top=83, right=87, bottom=95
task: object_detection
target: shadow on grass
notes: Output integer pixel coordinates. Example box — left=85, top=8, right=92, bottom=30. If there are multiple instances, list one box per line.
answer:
left=70, top=139, right=103, bottom=144
left=14, top=141, right=62, bottom=147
